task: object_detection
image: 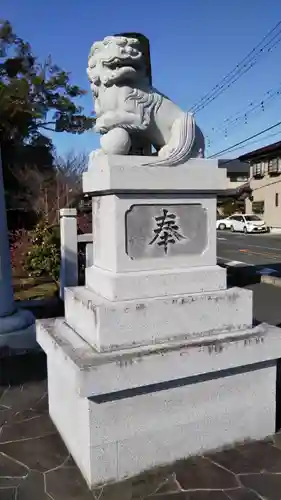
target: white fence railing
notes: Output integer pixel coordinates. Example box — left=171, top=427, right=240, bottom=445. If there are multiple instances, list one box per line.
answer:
left=59, top=208, right=93, bottom=299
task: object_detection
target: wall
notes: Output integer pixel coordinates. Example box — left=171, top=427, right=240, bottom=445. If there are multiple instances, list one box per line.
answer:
left=246, top=169, right=281, bottom=228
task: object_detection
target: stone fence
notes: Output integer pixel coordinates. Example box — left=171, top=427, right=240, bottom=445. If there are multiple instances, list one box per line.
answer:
left=59, top=208, right=93, bottom=299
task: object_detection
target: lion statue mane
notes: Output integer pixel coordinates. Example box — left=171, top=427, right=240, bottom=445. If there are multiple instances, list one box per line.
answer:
left=87, top=35, right=205, bottom=166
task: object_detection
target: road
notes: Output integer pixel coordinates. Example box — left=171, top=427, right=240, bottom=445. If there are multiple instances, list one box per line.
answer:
left=217, top=230, right=281, bottom=274
left=216, top=230, right=281, bottom=327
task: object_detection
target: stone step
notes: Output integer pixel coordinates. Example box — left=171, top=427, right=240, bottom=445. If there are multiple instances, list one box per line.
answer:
left=64, top=285, right=253, bottom=352
left=36, top=317, right=281, bottom=486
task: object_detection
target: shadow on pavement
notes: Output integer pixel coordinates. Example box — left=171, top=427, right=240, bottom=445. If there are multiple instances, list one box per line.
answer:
left=0, top=298, right=64, bottom=386
left=223, top=262, right=281, bottom=329
left=226, top=262, right=281, bottom=288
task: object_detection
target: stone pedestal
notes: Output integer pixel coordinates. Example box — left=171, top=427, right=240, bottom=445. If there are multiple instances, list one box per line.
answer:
left=0, top=150, right=36, bottom=353
left=37, top=156, right=281, bottom=488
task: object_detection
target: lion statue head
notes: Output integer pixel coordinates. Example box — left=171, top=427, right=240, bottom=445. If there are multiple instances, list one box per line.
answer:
left=87, top=36, right=146, bottom=92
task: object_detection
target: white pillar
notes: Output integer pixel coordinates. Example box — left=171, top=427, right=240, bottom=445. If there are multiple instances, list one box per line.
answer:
left=59, top=208, right=78, bottom=299
left=0, top=149, right=36, bottom=351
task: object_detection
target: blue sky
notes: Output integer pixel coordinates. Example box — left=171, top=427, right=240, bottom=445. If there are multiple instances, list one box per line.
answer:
left=2, top=0, right=281, bottom=159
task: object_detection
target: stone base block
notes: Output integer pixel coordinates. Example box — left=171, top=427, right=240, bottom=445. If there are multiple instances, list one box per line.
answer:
left=0, top=308, right=37, bottom=352
left=86, top=264, right=227, bottom=301
left=83, top=156, right=227, bottom=194
left=64, top=285, right=252, bottom=352
left=37, top=318, right=281, bottom=488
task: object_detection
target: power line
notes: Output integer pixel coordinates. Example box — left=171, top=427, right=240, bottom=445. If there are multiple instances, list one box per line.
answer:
left=208, top=120, right=281, bottom=158
left=192, top=25, right=281, bottom=113
left=217, top=129, right=281, bottom=160
left=206, top=82, right=281, bottom=140
left=190, top=20, right=281, bottom=114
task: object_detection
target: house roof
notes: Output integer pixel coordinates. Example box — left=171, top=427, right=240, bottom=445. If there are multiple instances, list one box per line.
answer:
left=218, top=158, right=249, bottom=174
left=239, top=140, right=281, bottom=162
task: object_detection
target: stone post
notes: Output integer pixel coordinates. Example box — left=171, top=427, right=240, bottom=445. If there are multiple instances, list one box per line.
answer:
left=0, top=148, right=36, bottom=351
left=59, top=208, right=78, bottom=299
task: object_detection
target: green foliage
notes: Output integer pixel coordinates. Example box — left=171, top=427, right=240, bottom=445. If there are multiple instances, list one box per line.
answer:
left=24, top=220, right=61, bottom=286
left=0, top=19, right=94, bottom=226
left=0, top=19, right=93, bottom=144
left=220, top=199, right=243, bottom=217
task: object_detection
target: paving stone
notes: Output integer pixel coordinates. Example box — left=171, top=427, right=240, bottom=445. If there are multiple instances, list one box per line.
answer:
left=129, top=467, right=178, bottom=498
left=151, top=492, right=228, bottom=499
left=226, top=487, right=263, bottom=499
left=272, top=431, right=281, bottom=450
left=239, top=472, right=281, bottom=500
left=0, top=488, right=17, bottom=500
left=0, top=433, right=69, bottom=472
left=92, top=467, right=174, bottom=500
left=0, top=414, right=56, bottom=443
left=206, top=448, right=256, bottom=476
left=236, top=441, right=281, bottom=472
left=0, top=408, right=12, bottom=427
left=92, top=482, right=131, bottom=500
left=0, top=386, right=7, bottom=401
left=45, top=465, right=94, bottom=499
left=34, top=391, right=48, bottom=413
left=174, top=456, right=238, bottom=490
left=0, top=382, right=47, bottom=415
left=17, top=471, right=46, bottom=500
left=206, top=440, right=281, bottom=475
left=2, top=378, right=281, bottom=499
left=153, top=473, right=182, bottom=494
left=0, top=452, right=28, bottom=487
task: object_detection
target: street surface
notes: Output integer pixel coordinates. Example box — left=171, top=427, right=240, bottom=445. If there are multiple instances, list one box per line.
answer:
left=217, top=230, right=281, bottom=327
left=217, top=230, right=281, bottom=275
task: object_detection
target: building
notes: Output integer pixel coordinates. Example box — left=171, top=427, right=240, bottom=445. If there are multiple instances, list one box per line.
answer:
left=218, top=158, right=249, bottom=191
left=217, top=158, right=250, bottom=214
left=239, top=141, right=281, bottom=229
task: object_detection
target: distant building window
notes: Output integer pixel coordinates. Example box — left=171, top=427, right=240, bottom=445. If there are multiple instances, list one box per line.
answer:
left=252, top=201, right=264, bottom=214
left=268, top=157, right=281, bottom=175
left=252, top=162, right=265, bottom=177
left=261, top=160, right=268, bottom=173
left=276, top=193, right=279, bottom=207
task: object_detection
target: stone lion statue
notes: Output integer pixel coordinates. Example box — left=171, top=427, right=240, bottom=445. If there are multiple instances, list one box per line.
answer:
left=87, top=35, right=205, bottom=166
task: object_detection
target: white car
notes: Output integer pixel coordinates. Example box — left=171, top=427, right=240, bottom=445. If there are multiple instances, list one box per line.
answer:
left=216, top=214, right=268, bottom=234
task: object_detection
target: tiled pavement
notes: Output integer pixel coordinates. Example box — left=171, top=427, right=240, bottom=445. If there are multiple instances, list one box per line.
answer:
left=1, top=379, right=281, bottom=499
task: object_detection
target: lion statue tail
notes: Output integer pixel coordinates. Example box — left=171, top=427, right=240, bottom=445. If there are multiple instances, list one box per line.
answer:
left=143, top=112, right=203, bottom=167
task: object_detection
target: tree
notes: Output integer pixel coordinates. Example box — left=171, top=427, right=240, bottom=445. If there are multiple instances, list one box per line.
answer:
left=0, top=19, right=93, bottom=144
left=9, top=150, right=88, bottom=225
left=0, top=19, right=93, bottom=226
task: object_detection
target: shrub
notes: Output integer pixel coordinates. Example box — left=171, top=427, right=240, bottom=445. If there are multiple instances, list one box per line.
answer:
left=24, top=219, right=61, bottom=287
left=10, top=229, right=33, bottom=278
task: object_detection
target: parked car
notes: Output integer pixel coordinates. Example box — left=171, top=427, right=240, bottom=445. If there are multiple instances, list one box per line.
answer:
left=216, top=214, right=269, bottom=233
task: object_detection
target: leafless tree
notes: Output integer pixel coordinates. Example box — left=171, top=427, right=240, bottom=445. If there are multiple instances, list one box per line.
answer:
left=13, top=149, right=88, bottom=224
left=53, top=150, right=88, bottom=221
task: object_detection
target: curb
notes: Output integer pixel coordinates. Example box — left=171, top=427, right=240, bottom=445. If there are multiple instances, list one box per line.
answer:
left=261, top=275, right=281, bottom=287
left=218, top=260, right=281, bottom=287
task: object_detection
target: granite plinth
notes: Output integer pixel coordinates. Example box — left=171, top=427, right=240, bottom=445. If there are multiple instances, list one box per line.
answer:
left=89, top=194, right=217, bottom=274
left=2, top=378, right=281, bottom=499
left=82, top=156, right=227, bottom=194
left=85, top=264, right=227, bottom=301
left=64, top=286, right=252, bottom=352
left=37, top=317, right=281, bottom=487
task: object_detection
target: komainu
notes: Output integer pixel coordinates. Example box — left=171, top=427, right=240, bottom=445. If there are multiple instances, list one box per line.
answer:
left=87, top=35, right=205, bottom=166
